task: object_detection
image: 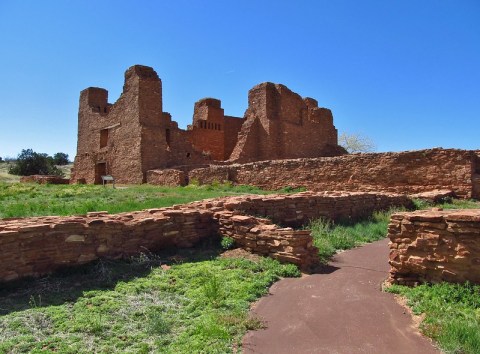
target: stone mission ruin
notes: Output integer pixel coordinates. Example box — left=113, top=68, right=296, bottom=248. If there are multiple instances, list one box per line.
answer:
left=71, top=65, right=345, bottom=184
left=2, top=64, right=480, bottom=286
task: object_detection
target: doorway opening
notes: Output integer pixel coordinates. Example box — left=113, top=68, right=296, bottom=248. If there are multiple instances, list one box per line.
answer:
left=94, top=163, right=107, bottom=184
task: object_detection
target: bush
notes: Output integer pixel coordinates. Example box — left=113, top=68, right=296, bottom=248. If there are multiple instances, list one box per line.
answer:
left=53, top=152, right=69, bottom=165
left=8, top=149, right=65, bottom=177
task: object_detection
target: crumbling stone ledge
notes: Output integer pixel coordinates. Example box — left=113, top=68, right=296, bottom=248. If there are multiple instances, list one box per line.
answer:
left=388, top=209, right=480, bottom=286
left=20, top=175, right=70, bottom=184
left=0, top=191, right=413, bottom=283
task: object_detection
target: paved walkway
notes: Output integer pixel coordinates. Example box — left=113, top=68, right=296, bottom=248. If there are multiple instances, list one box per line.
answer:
left=243, top=239, right=440, bottom=354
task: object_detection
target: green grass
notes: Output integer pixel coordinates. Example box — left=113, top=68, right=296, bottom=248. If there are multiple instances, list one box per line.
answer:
left=0, top=163, right=20, bottom=183
left=0, top=248, right=300, bottom=353
left=0, top=182, right=299, bottom=218
left=309, top=210, right=392, bottom=262
left=413, top=198, right=480, bottom=210
left=387, top=283, right=480, bottom=354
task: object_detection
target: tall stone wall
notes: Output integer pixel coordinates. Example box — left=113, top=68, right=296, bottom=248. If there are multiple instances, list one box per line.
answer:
left=229, top=83, right=344, bottom=163
left=72, top=65, right=345, bottom=184
left=223, top=115, right=245, bottom=159
left=388, top=209, right=480, bottom=285
left=72, top=66, right=166, bottom=184
left=0, top=191, right=412, bottom=283
left=188, top=148, right=478, bottom=199
left=189, top=98, right=227, bottom=160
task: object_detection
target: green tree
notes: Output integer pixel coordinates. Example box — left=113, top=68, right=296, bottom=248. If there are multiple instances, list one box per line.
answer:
left=53, top=152, right=70, bottom=165
left=8, top=149, right=65, bottom=176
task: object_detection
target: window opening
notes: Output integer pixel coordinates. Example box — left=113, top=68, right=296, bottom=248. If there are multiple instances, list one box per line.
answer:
left=166, top=129, right=171, bottom=147
left=100, top=129, right=109, bottom=148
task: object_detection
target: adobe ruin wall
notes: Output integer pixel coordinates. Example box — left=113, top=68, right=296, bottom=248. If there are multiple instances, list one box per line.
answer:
left=388, top=209, right=480, bottom=285
left=186, top=148, right=480, bottom=199
left=0, top=191, right=412, bottom=283
left=71, top=65, right=345, bottom=185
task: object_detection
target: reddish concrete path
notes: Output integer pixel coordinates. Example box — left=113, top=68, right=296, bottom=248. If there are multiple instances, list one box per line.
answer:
left=243, top=239, right=440, bottom=354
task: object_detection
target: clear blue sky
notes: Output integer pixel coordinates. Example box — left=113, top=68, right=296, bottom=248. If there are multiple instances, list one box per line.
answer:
left=0, top=1, right=478, bottom=159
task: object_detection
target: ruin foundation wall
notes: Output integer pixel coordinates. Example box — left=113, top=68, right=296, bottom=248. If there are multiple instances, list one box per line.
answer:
left=146, top=169, right=187, bottom=187
left=388, top=209, right=480, bottom=285
left=20, top=175, right=70, bottom=185
left=0, top=191, right=413, bottom=283
left=187, top=148, right=478, bottom=199
left=72, top=65, right=346, bottom=184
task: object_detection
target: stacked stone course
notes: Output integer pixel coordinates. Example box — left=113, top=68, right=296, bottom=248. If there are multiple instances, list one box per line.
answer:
left=146, top=169, right=187, bottom=186
left=0, top=191, right=413, bottom=283
left=215, top=212, right=318, bottom=268
left=388, top=209, right=480, bottom=285
left=20, top=175, right=70, bottom=184
left=188, top=148, right=479, bottom=199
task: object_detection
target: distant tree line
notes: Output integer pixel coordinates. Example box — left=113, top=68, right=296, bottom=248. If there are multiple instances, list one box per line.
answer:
left=6, top=149, right=70, bottom=177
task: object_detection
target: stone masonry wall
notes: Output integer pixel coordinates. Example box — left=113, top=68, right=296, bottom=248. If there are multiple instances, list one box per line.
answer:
left=72, top=65, right=344, bottom=184
left=188, top=148, right=478, bottom=199
left=20, top=175, right=70, bottom=185
left=388, top=209, right=480, bottom=285
left=0, top=192, right=412, bottom=283
left=192, top=191, right=413, bottom=228
left=146, top=169, right=187, bottom=187
left=229, top=83, right=343, bottom=163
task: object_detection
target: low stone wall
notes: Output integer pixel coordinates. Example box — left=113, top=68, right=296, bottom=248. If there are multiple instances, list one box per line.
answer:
left=187, top=148, right=479, bottom=199
left=20, top=175, right=70, bottom=184
left=146, top=169, right=187, bottom=186
left=388, top=209, right=480, bottom=285
left=215, top=212, right=319, bottom=269
left=0, top=209, right=214, bottom=282
left=193, top=191, right=414, bottom=227
left=0, top=191, right=413, bottom=283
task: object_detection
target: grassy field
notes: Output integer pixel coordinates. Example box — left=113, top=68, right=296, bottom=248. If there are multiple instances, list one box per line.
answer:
left=0, top=246, right=300, bottom=353
left=1, top=177, right=479, bottom=353
left=0, top=163, right=20, bottom=183
left=0, top=182, right=294, bottom=219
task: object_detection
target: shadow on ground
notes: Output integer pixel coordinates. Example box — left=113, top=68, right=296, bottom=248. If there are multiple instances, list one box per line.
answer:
left=0, top=239, right=222, bottom=315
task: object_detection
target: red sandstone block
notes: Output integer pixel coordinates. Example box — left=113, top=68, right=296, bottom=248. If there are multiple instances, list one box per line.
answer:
left=445, top=211, right=480, bottom=222
left=230, top=215, right=253, bottom=223
left=19, top=224, right=52, bottom=233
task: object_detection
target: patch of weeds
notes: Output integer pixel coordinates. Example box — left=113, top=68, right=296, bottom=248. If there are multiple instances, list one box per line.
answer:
left=221, top=236, right=235, bottom=250
left=147, top=308, right=172, bottom=335
left=279, top=185, right=307, bottom=193
left=413, top=198, right=433, bottom=210
left=413, top=198, right=480, bottom=211
left=203, top=274, right=224, bottom=308
left=387, top=282, right=480, bottom=354
left=439, top=199, right=480, bottom=210
left=309, top=210, right=392, bottom=263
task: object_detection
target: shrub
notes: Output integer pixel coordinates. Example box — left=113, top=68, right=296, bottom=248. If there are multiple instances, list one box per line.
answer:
left=52, top=152, right=69, bottom=165
left=8, top=149, right=65, bottom=177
